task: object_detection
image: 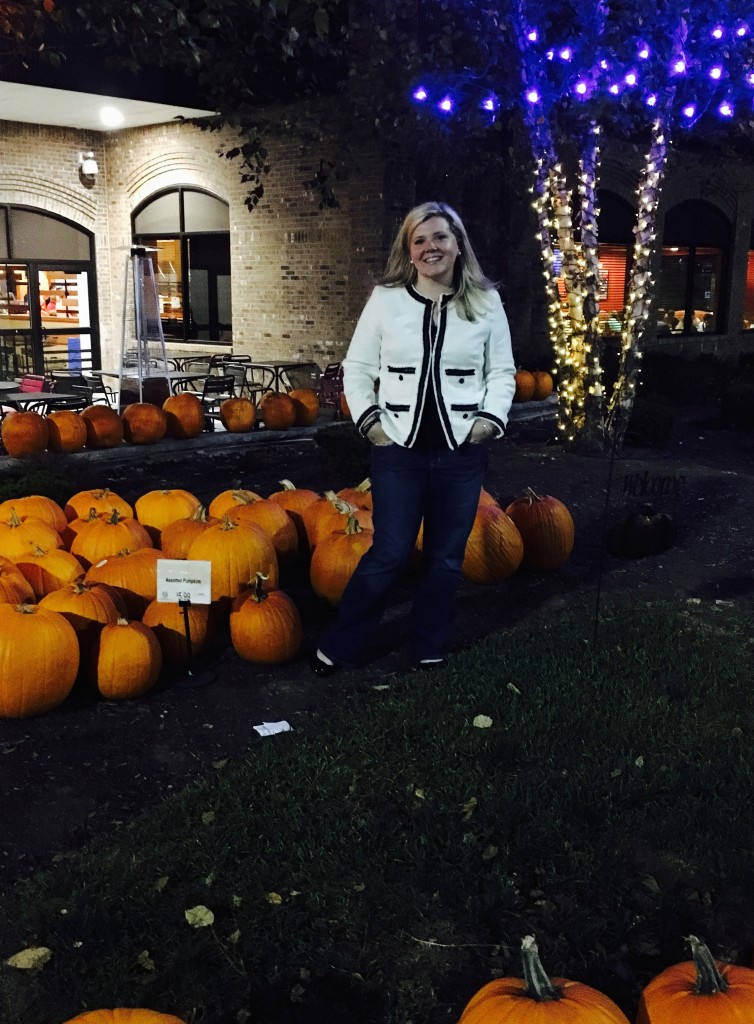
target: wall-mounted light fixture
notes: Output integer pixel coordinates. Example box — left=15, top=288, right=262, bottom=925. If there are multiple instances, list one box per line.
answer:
left=78, top=151, right=98, bottom=178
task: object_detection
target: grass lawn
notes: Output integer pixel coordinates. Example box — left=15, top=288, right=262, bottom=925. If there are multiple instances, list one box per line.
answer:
left=1, top=596, right=753, bottom=1024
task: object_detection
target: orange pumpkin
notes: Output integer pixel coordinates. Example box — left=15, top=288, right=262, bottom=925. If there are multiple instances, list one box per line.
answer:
left=532, top=370, right=554, bottom=400
left=186, top=517, right=279, bottom=605
left=11, top=545, right=86, bottom=598
left=339, top=392, right=351, bottom=419
left=39, top=579, right=121, bottom=650
left=80, top=405, right=124, bottom=449
left=478, top=487, right=499, bottom=508
left=288, top=387, right=320, bottom=426
left=337, top=478, right=373, bottom=511
left=64, top=488, right=133, bottom=523
left=219, top=397, right=256, bottom=433
left=71, top=508, right=153, bottom=570
left=0, top=494, right=67, bottom=534
left=513, top=369, right=536, bottom=403
left=89, top=618, right=162, bottom=699
left=0, top=410, right=48, bottom=457
left=0, top=554, right=35, bottom=605
left=309, top=513, right=373, bottom=605
left=62, top=1009, right=186, bottom=1023
left=159, top=506, right=220, bottom=559
left=208, top=488, right=263, bottom=519
left=230, top=572, right=303, bottom=663
left=636, top=935, right=754, bottom=1024
left=461, top=504, right=524, bottom=583
left=142, top=599, right=210, bottom=664
left=0, top=603, right=79, bottom=718
left=504, top=487, right=575, bottom=569
left=0, top=510, right=63, bottom=560
left=225, top=496, right=298, bottom=563
left=122, top=402, right=168, bottom=445
left=304, top=492, right=372, bottom=551
left=84, top=548, right=160, bottom=619
left=134, top=489, right=201, bottom=545
left=458, top=935, right=630, bottom=1024
left=162, top=392, right=205, bottom=439
left=46, top=409, right=88, bottom=452
left=267, top=479, right=320, bottom=550
left=259, top=392, right=297, bottom=431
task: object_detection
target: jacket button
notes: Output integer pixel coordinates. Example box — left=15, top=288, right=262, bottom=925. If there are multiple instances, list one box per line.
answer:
left=399, top=374, right=403, bottom=380
left=463, top=413, right=469, bottom=419
left=394, top=413, right=399, bottom=418
left=459, top=378, right=465, bottom=384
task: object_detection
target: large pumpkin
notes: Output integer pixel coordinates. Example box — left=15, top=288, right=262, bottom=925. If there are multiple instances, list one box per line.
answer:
left=230, top=572, right=303, bottom=663
left=0, top=603, right=79, bottom=718
left=267, top=479, right=320, bottom=549
left=61, top=1011, right=185, bottom=1019
left=121, top=402, right=168, bottom=445
left=159, top=506, right=220, bottom=559
left=46, top=409, right=88, bottom=453
left=62, top=1010, right=186, bottom=1023
left=309, top=514, right=373, bottom=605
left=142, top=599, right=211, bottom=664
left=0, top=509, right=63, bottom=560
left=458, top=935, right=630, bottom=1024
left=288, top=387, right=320, bottom=426
left=71, top=508, right=153, bottom=570
left=11, top=545, right=86, bottom=598
left=636, top=935, right=754, bottom=1024
left=259, top=392, right=297, bottom=431
left=225, top=496, right=298, bottom=563
left=162, top=392, right=205, bottom=439
left=0, top=494, right=67, bottom=534
left=208, top=488, right=263, bottom=520
left=513, top=369, right=536, bottom=403
left=84, top=548, right=160, bottom=619
left=460, top=504, right=524, bottom=584
left=39, top=579, right=121, bottom=637
left=504, top=487, right=575, bottom=570
left=0, top=410, right=48, bottom=457
left=219, top=397, right=256, bottom=433
left=89, top=618, right=162, bottom=700
left=64, top=488, right=133, bottom=522
left=134, top=489, right=201, bottom=545
left=186, top=517, right=279, bottom=606
left=81, top=405, right=124, bottom=449
left=0, top=554, right=35, bottom=605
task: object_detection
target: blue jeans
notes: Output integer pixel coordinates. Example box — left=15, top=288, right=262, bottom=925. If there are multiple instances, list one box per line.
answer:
left=318, top=442, right=488, bottom=665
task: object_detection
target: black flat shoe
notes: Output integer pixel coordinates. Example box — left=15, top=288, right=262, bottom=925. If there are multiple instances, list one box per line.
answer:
left=309, top=651, right=341, bottom=677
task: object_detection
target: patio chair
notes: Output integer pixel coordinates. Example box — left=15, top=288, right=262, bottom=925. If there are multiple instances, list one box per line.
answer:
left=200, top=374, right=236, bottom=430
left=319, top=361, right=345, bottom=418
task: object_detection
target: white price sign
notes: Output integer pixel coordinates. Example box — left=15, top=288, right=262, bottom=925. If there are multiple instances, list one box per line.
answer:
left=157, top=560, right=212, bottom=605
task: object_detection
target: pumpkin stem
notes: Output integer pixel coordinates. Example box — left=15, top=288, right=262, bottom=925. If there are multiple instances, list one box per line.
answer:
left=525, top=487, right=542, bottom=504
left=189, top=504, right=210, bottom=523
left=116, top=616, right=130, bottom=626
left=355, top=477, right=372, bottom=493
left=221, top=515, right=238, bottom=531
left=249, top=571, right=270, bottom=602
left=687, top=936, right=729, bottom=995
left=324, top=491, right=357, bottom=515
left=232, top=490, right=257, bottom=506
left=86, top=507, right=100, bottom=521
left=521, top=936, right=561, bottom=1002
left=7, top=508, right=22, bottom=527
left=107, top=508, right=123, bottom=525
left=15, top=603, right=36, bottom=615
left=344, top=513, right=363, bottom=535
left=93, top=488, right=112, bottom=499
left=279, top=479, right=296, bottom=491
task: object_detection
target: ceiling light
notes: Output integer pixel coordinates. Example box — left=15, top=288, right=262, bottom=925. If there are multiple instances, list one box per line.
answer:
left=100, top=105, right=125, bottom=128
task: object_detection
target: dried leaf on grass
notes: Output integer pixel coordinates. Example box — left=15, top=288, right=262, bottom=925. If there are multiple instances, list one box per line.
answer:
left=5, top=946, right=52, bottom=970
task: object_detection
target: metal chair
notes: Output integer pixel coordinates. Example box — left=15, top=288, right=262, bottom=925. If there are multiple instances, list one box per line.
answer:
left=319, top=362, right=345, bottom=417
left=52, top=372, right=98, bottom=406
left=200, top=374, right=236, bottom=430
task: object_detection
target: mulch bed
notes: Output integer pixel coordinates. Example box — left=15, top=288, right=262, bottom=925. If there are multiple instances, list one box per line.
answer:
left=1, top=404, right=753, bottom=888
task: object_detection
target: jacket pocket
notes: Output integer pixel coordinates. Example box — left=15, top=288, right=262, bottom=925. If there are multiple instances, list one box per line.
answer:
left=385, top=402, right=410, bottom=413
left=445, top=368, right=476, bottom=384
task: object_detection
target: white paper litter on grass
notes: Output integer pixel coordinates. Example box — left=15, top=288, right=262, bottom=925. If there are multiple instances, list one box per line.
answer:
left=253, top=720, right=292, bottom=737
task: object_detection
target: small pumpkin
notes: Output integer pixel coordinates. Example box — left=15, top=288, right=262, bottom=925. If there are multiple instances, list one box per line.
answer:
left=230, top=572, right=303, bottom=663
left=121, top=402, right=168, bottom=445
left=0, top=554, right=35, bottom=605
left=337, top=477, right=373, bottom=511
left=162, top=391, right=205, bottom=439
left=46, top=409, right=88, bottom=452
left=0, top=494, right=67, bottom=534
left=208, top=488, right=263, bottom=519
left=504, top=487, right=575, bottom=569
left=532, top=369, right=554, bottom=400
left=606, top=504, right=676, bottom=559
left=288, top=387, right=320, bottom=426
left=458, top=935, right=630, bottom=1024
left=159, top=505, right=220, bottom=559
left=11, top=544, right=86, bottom=598
left=225, top=495, right=298, bottom=562
left=64, top=488, right=133, bottom=522
left=142, top=599, right=211, bottom=664
left=266, top=479, right=320, bottom=549
left=0, top=410, right=48, bottom=457
left=303, top=491, right=372, bottom=551
left=0, top=603, right=79, bottom=718
left=0, top=509, right=63, bottom=560
left=309, top=513, right=373, bottom=605
left=80, top=405, right=124, bottom=449
left=460, top=504, right=524, bottom=584
left=89, top=618, right=162, bottom=699
left=71, top=508, right=153, bottom=570
left=62, top=1009, right=186, bottom=1024
left=259, top=392, right=297, bottom=431
left=513, top=369, right=536, bottom=403
left=219, top=397, right=256, bottom=433
left=134, top=489, right=201, bottom=545
left=39, top=579, right=121, bottom=636
left=636, top=935, right=754, bottom=1024
left=84, top=548, right=161, bottom=619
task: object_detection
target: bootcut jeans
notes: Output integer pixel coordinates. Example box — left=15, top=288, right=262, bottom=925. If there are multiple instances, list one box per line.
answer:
left=318, top=440, right=489, bottom=665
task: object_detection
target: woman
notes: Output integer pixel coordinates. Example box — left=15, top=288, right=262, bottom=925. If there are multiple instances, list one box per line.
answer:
left=311, top=201, right=516, bottom=674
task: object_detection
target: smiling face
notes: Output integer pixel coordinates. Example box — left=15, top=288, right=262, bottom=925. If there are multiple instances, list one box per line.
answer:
left=409, top=215, right=460, bottom=294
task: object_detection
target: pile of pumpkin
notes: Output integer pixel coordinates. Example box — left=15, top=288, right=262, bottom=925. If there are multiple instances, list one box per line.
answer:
left=513, top=369, right=555, bottom=403
left=0, top=479, right=573, bottom=718
left=0, top=387, right=322, bottom=459
left=54, top=933, right=754, bottom=1023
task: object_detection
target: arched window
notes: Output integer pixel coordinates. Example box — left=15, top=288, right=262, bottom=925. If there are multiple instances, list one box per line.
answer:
left=658, top=200, right=729, bottom=335
left=132, top=188, right=231, bottom=344
left=0, top=205, right=98, bottom=375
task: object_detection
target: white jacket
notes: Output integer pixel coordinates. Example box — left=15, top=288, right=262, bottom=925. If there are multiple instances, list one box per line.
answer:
left=343, top=284, right=516, bottom=449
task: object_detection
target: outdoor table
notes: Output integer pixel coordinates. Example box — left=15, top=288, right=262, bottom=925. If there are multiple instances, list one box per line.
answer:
left=170, top=373, right=209, bottom=394
left=0, top=381, right=20, bottom=391
left=0, top=390, right=83, bottom=411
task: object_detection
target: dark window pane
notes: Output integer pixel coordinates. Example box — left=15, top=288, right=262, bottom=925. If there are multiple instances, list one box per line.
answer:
left=183, top=191, right=229, bottom=232
left=744, top=251, right=754, bottom=330
left=0, top=210, right=8, bottom=259
left=658, top=248, right=689, bottom=330
left=0, top=263, right=31, bottom=325
left=133, top=193, right=180, bottom=234
left=10, top=210, right=90, bottom=260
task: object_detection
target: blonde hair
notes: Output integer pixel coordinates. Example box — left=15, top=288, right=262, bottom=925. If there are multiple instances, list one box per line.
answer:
left=380, top=201, right=496, bottom=322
